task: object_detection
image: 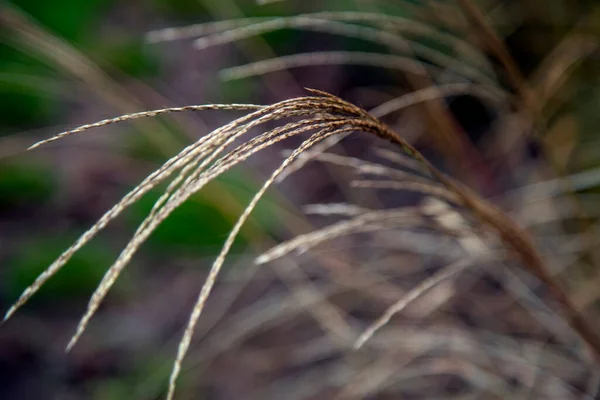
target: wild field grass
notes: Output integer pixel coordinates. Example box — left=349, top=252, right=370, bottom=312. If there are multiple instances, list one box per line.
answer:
left=2, top=1, right=600, bottom=399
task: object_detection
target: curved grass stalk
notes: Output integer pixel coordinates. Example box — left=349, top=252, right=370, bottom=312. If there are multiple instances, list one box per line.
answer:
left=192, top=17, right=495, bottom=85
left=271, top=259, right=357, bottom=347
left=133, top=107, right=349, bottom=233
left=303, top=203, right=371, bottom=217
left=353, top=256, right=484, bottom=350
left=185, top=273, right=389, bottom=376
left=26, top=104, right=263, bottom=150
left=293, top=152, right=430, bottom=181
left=146, top=11, right=485, bottom=66
left=146, top=12, right=442, bottom=41
left=372, top=147, right=430, bottom=173
left=145, top=16, right=269, bottom=44
left=350, top=180, right=460, bottom=203
left=204, top=117, right=347, bottom=175
left=531, top=34, right=597, bottom=116
left=368, top=83, right=503, bottom=118
left=192, top=17, right=410, bottom=51
left=220, top=51, right=439, bottom=81
left=256, top=207, right=424, bottom=265
left=275, top=134, right=349, bottom=183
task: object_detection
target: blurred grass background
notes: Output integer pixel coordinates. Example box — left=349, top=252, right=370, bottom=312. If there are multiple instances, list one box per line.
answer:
left=2, top=0, right=600, bottom=399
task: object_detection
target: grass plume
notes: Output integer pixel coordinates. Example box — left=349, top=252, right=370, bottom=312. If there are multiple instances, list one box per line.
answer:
left=5, top=86, right=600, bottom=398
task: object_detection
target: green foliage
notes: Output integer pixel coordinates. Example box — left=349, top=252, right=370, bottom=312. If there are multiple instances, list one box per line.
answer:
left=1, top=0, right=157, bottom=130
left=1, top=0, right=113, bottom=126
left=219, top=79, right=257, bottom=103
left=5, top=235, right=117, bottom=302
left=126, top=172, right=277, bottom=256
left=8, top=0, right=111, bottom=43
left=92, top=38, right=159, bottom=78
left=129, top=188, right=240, bottom=254
left=0, top=161, right=56, bottom=208
left=150, top=0, right=209, bottom=20
left=0, top=53, right=59, bottom=129
left=91, top=353, right=174, bottom=400
left=93, top=378, right=133, bottom=400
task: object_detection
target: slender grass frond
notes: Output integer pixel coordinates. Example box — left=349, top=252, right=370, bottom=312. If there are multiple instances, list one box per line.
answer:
left=421, top=197, right=489, bottom=256
left=192, top=17, right=495, bottom=85
left=354, top=256, right=485, bottom=350
left=457, top=0, right=536, bottom=114
left=372, top=147, right=428, bottom=172
left=147, top=11, right=486, bottom=67
left=146, top=17, right=269, bottom=44
left=204, top=117, right=348, bottom=176
left=275, top=134, right=349, bottom=183
left=220, top=51, right=437, bottom=81
left=303, top=203, right=371, bottom=217
left=256, top=207, right=425, bottom=265
left=297, top=152, right=430, bottom=180
left=335, top=348, right=422, bottom=400
left=146, top=12, right=449, bottom=42
left=531, top=34, right=597, bottom=112
left=350, top=180, right=460, bottom=203
left=272, top=260, right=357, bottom=346
left=368, top=83, right=503, bottom=118
left=27, top=104, right=264, bottom=150
left=192, top=17, right=413, bottom=52
left=9, top=0, right=600, bottom=396
left=187, top=269, right=426, bottom=381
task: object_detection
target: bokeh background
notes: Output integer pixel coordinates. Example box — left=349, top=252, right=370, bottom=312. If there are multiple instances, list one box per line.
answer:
left=2, top=0, right=600, bottom=399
